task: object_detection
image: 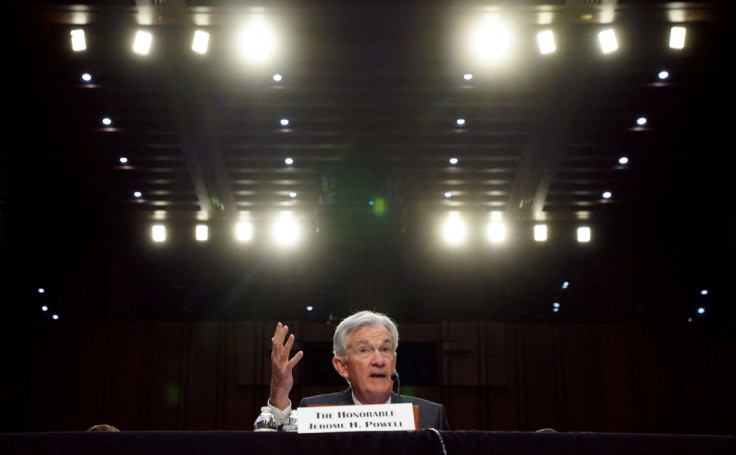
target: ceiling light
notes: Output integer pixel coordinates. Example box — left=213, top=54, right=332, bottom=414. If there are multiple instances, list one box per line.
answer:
left=280, top=118, right=290, bottom=127
left=700, top=289, right=709, bottom=296
left=618, top=156, right=629, bottom=165
left=636, top=117, right=647, bottom=126
left=81, top=73, right=92, bottom=82
left=658, top=70, right=669, bottom=80
left=471, top=14, right=513, bottom=63
left=119, top=157, right=128, bottom=164
left=537, top=30, right=556, bottom=55
left=602, top=191, right=612, bottom=199
left=284, top=157, right=294, bottom=165
left=195, top=224, right=209, bottom=241
left=133, top=191, right=142, bottom=198
left=38, top=288, right=45, bottom=294
left=456, top=118, right=466, bottom=127
left=534, top=224, right=548, bottom=242
left=577, top=226, right=591, bottom=243
left=598, top=29, right=618, bottom=54
left=133, top=30, right=153, bottom=55
left=669, top=26, right=686, bottom=50
left=237, top=16, right=277, bottom=64
left=52, top=314, right=60, bottom=320
left=192, top=30, right=210, bottom=54
left=441, top=211, right=467, bottom=246
left=235, top=221, right=253, bottom=242
left=273, top=73, right=282, bottom=82
left=102, top=117, right=112, bottom=126
left=41, top=305, right=48, bottom=312
left=449, top=157, right=459, bottom=165
left=70, top=29, right=86, bottom=52
left=272, top=212, right=300, bottom=247
left=463, top=73, right=473, bottom=81
left=152, top=225, right=166, bottom=242
left=487, top=220, right=506, bottom=244
left=444, top=191, right=452, bottom=198
left=289, top=192, right=297, bottom=198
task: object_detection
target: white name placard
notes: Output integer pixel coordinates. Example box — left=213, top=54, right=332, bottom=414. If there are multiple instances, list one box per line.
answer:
left=297, top=403, right=416, bottom=433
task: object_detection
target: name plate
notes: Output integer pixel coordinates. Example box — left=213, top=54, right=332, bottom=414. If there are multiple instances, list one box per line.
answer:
left=297, top=403, right=416, bottom=433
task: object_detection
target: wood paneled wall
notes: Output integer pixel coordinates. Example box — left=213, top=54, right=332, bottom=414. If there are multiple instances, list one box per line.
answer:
left=1, top=321, right=734, bottom=434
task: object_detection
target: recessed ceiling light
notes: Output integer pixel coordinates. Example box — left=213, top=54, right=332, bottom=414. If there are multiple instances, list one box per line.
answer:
left=456, top=118, right=466, bottom=127
left=70, top=29, right=86, bottom=52
left=444, top=192, right=452, bottom=198
left=463, top=73, right=473, bottom=81
left=119, top=157, right=128, bottom=164
left=280, top=118, right=290, bottom=127
left=658, top=70, right=669, bottom=80
left=284, top=157, right=294, bottom=165
left=192, top=30, right=210, bottom=54
left=449, top=157, right=458, bottom=165
left=273, top=73, right=282, bottom=82
left=618, top=156, right=629, bottom=165
left=81, top=73, right=92, bottom=82
left=102, top=117, right=112, bottom=126
left=602, top=191, right=612, bottom=199
left=133, top=191, right=142, bottom=198
left=636, top=117, right=647, bottom=126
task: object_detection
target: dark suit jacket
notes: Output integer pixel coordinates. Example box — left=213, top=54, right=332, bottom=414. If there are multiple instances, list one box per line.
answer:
left=299, top=388, right=450, bottom=430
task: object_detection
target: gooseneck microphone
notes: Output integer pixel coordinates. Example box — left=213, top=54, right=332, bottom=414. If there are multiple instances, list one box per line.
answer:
left=391, top=372, right=400, bottom=403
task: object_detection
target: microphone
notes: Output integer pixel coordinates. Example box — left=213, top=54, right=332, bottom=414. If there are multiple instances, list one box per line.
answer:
left=391, top=372, right=400, bottom=403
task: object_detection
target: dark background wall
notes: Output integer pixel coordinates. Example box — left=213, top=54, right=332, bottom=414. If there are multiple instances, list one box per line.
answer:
left=1, top=319, right=734, bottom=434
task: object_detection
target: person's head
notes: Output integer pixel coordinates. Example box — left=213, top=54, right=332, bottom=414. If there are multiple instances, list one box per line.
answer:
left=87, top=424, right=119, bottom=432
left=331, top=310, right=399, bottom=404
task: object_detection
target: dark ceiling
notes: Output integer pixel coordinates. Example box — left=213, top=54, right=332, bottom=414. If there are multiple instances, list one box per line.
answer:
left=1, top=0, right=735, bottom=324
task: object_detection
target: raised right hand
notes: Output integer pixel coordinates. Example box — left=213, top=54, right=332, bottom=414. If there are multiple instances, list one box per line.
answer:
left=269, top=322, right=304, bottom=411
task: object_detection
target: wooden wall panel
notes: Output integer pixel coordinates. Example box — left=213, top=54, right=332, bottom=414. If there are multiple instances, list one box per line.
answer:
left=1, top=320, right=734, bottom=434
left=184, top=323, right=222, bottom=430
left=558, top=325, right=603, bottom=431
left=598, top=324, right=635, bottom=432
left=108, top=323, right=147, bottom=431
left=28, top=323, right=76, bottom=431
left=518, top=324, right=560, bottom=431
left=69, top=322, right=113, bottom=431
left=0, top=324, right=34, bottom=432
left=632, top=325, right=678, bottom=433
left=145, top=323, right=185, bottom=430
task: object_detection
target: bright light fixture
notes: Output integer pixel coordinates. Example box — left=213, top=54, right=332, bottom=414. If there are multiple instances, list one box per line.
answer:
left=195, top=224, right=209, bottom=241
left=71, top=29, right=86, bottom=52
left=637, top=117, right=648, bottom=126
left=133, top=30, right=153, bottom=55
left=237, top=16, right=277, bottom=64
left=534, top=224, right=548, bottom=242
left=284, top=157, right=294, bottom=165
left=577, top=226, right=591, bottom=243
left=486, top=221, right=506, bottom=243
left=235, top=221, right=253, bottom=242
left=456, top=118, right=466, bottom=127
left=192, top=30, right=210, bottom=54
left=272, top=211, right=300, bottom=247
left=273, top=73, right=283, bottom=82
left=658, top=70, right=669, bottom=80
left=81, top=73, right=92, bottom=82
left=537, top=30, right=556, bottom=55
left=602, top=191, right=612, bottom=199
left=441, top=211, right=467, bottom=246
left=280, top=118, right=290, bottom=127
left=102, top=117, right=112, bottom=126
left=669, top=26, right=686, bottom=50
left=471, top=14, right=513, bottom=63
left=598, top=29, right=618, bottom=54
left=152, top=225, right=166, bottom=242
left=618, top=156, right=629, bottom=165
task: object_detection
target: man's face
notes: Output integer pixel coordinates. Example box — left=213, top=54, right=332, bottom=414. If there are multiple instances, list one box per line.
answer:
left=332, top=324, right=397, bottom=405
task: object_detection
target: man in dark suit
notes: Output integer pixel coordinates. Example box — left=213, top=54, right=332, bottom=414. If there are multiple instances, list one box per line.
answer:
left=268, top=310, right=450, bottom=430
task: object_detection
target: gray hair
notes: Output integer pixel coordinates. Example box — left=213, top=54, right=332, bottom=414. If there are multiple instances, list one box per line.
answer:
left=332, top=310, right=399, bottom=359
